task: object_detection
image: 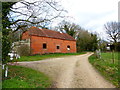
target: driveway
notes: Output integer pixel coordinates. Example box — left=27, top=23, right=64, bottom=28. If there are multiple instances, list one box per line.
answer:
left=17, top=52, right=115, bottom=88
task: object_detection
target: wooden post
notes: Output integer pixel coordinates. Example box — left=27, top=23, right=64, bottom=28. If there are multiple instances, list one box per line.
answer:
left=112, top=50, right=115, bottom=64
left=5, top=66, right=8, bottom=77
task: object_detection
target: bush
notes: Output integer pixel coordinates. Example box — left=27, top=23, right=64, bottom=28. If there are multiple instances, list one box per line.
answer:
left=17, top=44, right=30, bottom=56
left=115, top=42, right=120, bottom=52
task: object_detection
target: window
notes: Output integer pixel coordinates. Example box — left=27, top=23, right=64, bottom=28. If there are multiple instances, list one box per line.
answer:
left=56, top=46, right=60, bottom=49
left=43, top=43, right=47, bottom=49
left=67, top=45, right=70, bottom=50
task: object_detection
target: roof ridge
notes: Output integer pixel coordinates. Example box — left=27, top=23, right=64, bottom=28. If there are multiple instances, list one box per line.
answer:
left=27, top=26, right=75, bottom=41
left=43, top=28, right=62, bottom=34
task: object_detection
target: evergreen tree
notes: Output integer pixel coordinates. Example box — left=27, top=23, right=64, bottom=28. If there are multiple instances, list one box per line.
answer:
left=2, top=2, right=16, bottom=63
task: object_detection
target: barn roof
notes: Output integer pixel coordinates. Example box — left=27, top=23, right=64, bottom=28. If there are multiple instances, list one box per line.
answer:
left=27, top=26, right=76, bottom=41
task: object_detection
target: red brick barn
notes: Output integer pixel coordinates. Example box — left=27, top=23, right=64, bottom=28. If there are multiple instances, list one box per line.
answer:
left=22, top=26, right=76, bottom=55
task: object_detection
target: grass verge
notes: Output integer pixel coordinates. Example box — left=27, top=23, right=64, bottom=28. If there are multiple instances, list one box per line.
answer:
left=89, top=52, right=119, bottom=88
left=2, top=65, right=52, bottom=88
left=18, top=52, right=85, bottom=62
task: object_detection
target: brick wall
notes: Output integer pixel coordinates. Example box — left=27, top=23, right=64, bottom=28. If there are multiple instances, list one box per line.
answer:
left=22, top=31, right=30, bottom=40
left=30, top=36, right=76, bottom=55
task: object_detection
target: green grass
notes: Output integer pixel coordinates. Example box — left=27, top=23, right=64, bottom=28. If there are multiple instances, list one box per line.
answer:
left=89, top=52, right=119, bottom=87
left=18, top=52, right=85, bottom=62
left=3, top=52, right=86, bottom=88
left=2, top=65, right=52, bottom=88
left=101, top=52, right=118, bottom=63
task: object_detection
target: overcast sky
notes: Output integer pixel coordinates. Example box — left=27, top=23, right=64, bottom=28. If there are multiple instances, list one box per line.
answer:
left=13, top=0, right=119, bottom=40
left=58, top=0, right=119, bottom=40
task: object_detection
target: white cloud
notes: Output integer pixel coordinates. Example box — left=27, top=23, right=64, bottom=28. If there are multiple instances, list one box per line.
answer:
left=12, top=0, right=119, bottom=41
left=59, top=0, right=119, bottom=40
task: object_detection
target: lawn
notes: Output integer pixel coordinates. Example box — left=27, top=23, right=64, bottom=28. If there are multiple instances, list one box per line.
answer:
left=2, top=65, right=52, bottom=88
left=89, top=52, right=119, bottom=87
left=17, top=52, right=85, bottom=62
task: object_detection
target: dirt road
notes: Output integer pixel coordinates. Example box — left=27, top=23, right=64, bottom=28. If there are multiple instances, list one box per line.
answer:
left=17, top=53, right=115, bottom=88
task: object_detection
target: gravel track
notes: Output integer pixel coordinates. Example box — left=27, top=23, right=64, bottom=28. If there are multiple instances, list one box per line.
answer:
left=17, top=53, right=115, bottom=88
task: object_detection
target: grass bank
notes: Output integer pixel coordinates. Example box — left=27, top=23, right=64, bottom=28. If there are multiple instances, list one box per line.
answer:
left=18, top=52, right=85, bottom=62
left=2, top=65, right=52, bottom=88
left=89, top=52, right=119, bottom=87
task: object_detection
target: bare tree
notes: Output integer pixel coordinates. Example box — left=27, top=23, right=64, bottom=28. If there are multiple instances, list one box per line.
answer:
left=55, top=20, right=81, bottom=38
left=104, top=21, right=119, bottom=43
left=8, top=0, right=67, bottom=32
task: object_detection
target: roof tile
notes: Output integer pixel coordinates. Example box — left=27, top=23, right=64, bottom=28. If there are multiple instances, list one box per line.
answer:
left=28, top=26, right=75, bottom=41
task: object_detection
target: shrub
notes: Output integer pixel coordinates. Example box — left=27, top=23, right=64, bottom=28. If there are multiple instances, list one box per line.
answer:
left=17, top=44, right=30, bottom=56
